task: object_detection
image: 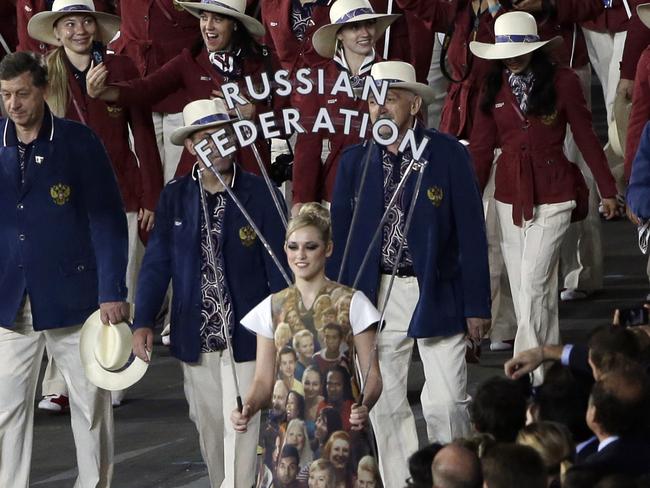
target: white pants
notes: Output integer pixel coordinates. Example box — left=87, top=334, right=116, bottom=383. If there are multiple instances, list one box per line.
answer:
left=582, top=28, right=627, bottom=122
left=0, top=298, right=113, bottom=488
left=370, top=275, right=471, bottom=488
left=152, top=111, right=185, bottom=184
left=560, top=65, right=604, bottom=292
left=496, top=201, right=574, bottom=385
left=483, top=160, right=517, bottom=342
left=41, top=212, right=143, bottom=398
left=181, top=351, right=259, bottom=488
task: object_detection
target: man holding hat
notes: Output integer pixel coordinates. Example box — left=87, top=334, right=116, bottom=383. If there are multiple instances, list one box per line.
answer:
left=132, top=98, right=288, bottom=487
left=0, top=51, right=128, bottom=488
left=329, top=60, right=491, bottom=487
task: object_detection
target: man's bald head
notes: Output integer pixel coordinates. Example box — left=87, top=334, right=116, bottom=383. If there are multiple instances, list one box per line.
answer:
left=431, top=443, right=482, bottom=488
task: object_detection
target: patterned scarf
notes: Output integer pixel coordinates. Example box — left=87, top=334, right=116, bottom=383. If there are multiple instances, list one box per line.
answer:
left=291, top=0, right=328, bottom=41
left=507, top=69, right=535, bottom=113
left=209, top=48, right=243, bottom=79
left=333, top=46, right=375, bottom=89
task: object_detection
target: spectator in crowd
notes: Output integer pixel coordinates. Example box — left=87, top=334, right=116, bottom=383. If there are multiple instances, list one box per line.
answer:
left=131, top=98, right=288, bottom=487
left=87, top=0, right=274, bottom=178
left=482, top=444, right=547, bottom=488
left=404, top=443, right=443, bottom=488
left=319, top=365, right=355, bottom=431
left=283, top=418, right=314, bottom=470
left=287, top=389, right=306, bottom=423
left=0, top=50, right=128, bottom=488
left=431, top=443, right=482, bottom=488
left=313, top=406, right=344, bottom=459
left=276, top=444, right=302, bottom=488
left=308, top=458, right=337, bottom=488
left=322, top=430, right=355, bottom=487
left=279, top=346, right=305, bottom=394
left=294, top=328, right=316, bottom=378
left=356, top=455, right=381, bottom=488
left=329, top=59, right=491, bottom=487
left=470, top=11, right=618, bottom=385
left=517, top=422, right=575, bottom=488
left=313, top=322, right=348, bottom=375
left=303, top=365, right=325, bottom=425
left=470, top=376, right=528, bottom=442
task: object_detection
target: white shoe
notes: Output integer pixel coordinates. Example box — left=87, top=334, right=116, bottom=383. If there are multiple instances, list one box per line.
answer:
left=490, top=340, right=514, bottom=352
left=560, top=289, right=588, bottom=301
left=161, top=323, right=171, bottom=346
left=38, top=394, right=69, bottom=412
left=111, top=390, right=125, bottom=407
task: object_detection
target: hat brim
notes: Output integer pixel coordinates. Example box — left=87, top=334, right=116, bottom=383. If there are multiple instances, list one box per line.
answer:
left=80, top=309, right=149, bottom=391
left=312, top=13, right=400, bottom=59
left=609, top=92, right=632, bottom=158
left=639, top=4, right=650, bottom=29
left=354, top=79, right=436, bottom=106
left=170, top=117, right=236, bottom=146
left=469, top=35, right=562, bottom=60
left=177, top=2, right=265, bottom=38
left=27, top=10, right=120, bottom=46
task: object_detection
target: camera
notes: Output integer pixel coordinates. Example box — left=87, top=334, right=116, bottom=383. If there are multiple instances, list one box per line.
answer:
left=269, top=152, right=293, bottom=186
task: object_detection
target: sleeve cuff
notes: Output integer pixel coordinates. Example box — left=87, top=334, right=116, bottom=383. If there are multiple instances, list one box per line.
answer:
left=561, top=344, right=574, bottom=366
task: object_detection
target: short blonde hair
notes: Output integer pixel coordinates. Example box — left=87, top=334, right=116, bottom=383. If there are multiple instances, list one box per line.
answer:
left=516, top=421, right=574, bottom=476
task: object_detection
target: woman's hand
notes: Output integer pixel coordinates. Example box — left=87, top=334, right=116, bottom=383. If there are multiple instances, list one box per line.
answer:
left=86, top=61, right=108, bottom=99
left=231, top=403, right=254, bottom=433
left=349, top=404, right=369, bottom=431
left=139, top=208, right=155, bottom=231
left=601, top=198, right=619, bottom=220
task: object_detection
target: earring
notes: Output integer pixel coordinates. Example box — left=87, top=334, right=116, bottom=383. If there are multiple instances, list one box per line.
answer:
left=234, top=24, right=238, bottom=31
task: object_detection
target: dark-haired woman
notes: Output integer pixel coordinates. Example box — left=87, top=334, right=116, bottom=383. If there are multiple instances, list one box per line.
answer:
left=87, top=0, right=274, bottom=178
left=469, top=12, right=618, bottom=385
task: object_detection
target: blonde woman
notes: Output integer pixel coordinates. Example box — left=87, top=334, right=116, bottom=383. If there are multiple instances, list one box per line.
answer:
left=308, top=459, right=337, bottom=488
left=284, top=418, right=314, bottom=468
left=517, top=421, right=574, bottom=488
left=232, top=203, right=382, bottom=486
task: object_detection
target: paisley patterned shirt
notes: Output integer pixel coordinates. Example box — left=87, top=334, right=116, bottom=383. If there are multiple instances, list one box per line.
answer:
left=199, top=191, right=234, bottom=352
left=380, top=149, right=415, bottom=274
left=290, top=0, right=328, bottom=41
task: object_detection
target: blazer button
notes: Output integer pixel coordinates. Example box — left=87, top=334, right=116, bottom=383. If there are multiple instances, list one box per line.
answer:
left=18, top=234, right=25, bottom=241
left=77, top=264, right=85, bottom=271
left=17, top=203, right=24, bottom=210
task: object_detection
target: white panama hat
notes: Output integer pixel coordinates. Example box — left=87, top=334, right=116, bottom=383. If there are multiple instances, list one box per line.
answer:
left=176, top=0, right=265, bottom=38
left=608, top=92, right=632, bottom=158
left=469, top=11, right=562, bottom=60
left=170, top=98, right=239, bottom=146
left=27, top=0, right=120, bottom=47
left=79, top=308, right=149, bottom=391
left=367, top=60, right=436, bottom=105
left=639, top=3, right=650, bottom=29
left=312, top=0, right=400, bottom=58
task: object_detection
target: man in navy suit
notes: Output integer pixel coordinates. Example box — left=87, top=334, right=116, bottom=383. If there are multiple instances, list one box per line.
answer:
left=329, top=61, right=491, bottom=486
left=131, top=98, right=288, bottom=488
left=0, top=52, right=128, bottom=487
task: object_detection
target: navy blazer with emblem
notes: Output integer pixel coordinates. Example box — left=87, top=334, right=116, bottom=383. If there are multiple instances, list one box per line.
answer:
left=328, top=124, right=491, bottom=338
left=0, top=107, right=128, bottom=330
left=133, top=166, right=289, bottom=363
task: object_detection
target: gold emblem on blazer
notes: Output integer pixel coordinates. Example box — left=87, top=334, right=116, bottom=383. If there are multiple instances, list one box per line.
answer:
left=106, top=105, right=123, bottom=118
left=50, top=183, right=71, bottom=205
left=239, top=225, right=257, bottom=247
left=539, top=110, right=558, bottom=126
left=427, top=186, right=444, bottom=207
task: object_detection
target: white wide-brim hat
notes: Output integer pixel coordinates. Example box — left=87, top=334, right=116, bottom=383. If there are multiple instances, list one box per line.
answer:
left=312, top=0, right=400, bottom=58
left=608, top=92, right=632, bottom=158
left=177, top=0, right=265, bottom=38
left=365, top=60, right=436, bottom=105
left=171, top=98, right=239, bottom=146
left=80, top=308, right=149, bottom=391
left=639, top=3, right=650, bottom=29
left=470, top=11, right=562, bottom=60
left=28, top=0, right=120, bottom=47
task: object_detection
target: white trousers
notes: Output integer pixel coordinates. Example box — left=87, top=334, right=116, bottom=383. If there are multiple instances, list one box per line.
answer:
left=0, top=298, right=113, bottom=488
left=560, top=65, right=604, bottom=292
left=181, top=351, right=259, bottom=488
left=41, top=212, right=143, bottom=397
left=370, top=275, right=471, bottom=488
left=152, top=112, right=185, bottom=184
left=582, top=28, right=627, bottom=122
left=496, top=201, right=574, bottom=385
left=483, top=160, right=517, bottom=342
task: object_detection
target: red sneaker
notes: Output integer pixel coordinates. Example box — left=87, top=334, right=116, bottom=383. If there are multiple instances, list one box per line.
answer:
left=37, top=394, right=69, bottom=413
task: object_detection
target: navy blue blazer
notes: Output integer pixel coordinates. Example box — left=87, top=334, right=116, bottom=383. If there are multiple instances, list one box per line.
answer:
left=328, top=125, right=491, bottom=338
left=133, top=166, right=289, bottom=363
left=627, top=121, right=650, bottom=220
left=0, top=107, right=128, bottom=330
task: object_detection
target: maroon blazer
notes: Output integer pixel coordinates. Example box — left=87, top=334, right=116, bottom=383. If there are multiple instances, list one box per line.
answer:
left=64, top=53, right=163, bottom=212
left=109, top=0, right=201, bottom=114
left=114, top=47, right=273, bottom=178
left=439, top=2, right=501, bottom=138
left=625, top=47, right=650, bottom=180
left=260, top=0, right=330, bottom=75
left=470, top=67, right=617, bottom=225
left=583, top=0, right=641, bottom=33
left=292, top=59, right=377, bottom=204
left=620, top=5, right=650, bottom=81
